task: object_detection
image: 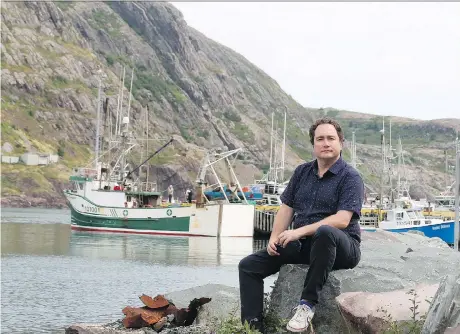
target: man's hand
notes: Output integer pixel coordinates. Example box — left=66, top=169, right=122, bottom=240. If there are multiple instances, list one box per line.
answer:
left=267, top=237, right=280, bottom=256
left=278, top=229, right=302, bottom=248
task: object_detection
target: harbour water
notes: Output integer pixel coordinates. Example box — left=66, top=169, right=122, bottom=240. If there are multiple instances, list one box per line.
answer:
left=1, top=207, right=273, bottom=333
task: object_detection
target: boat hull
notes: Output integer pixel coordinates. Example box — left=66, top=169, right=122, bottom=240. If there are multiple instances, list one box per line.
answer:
left=361, top=221, right=456, bottom=244
left=69, top=206, right=211, bottom=236
left=66, top=193, right=215, bottom=237
left=65, top=192, right=255, bottom=237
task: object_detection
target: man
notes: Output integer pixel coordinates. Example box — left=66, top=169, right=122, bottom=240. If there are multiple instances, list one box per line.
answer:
left=168, top=185, right=174, bottom=203
left=238, top=118, right=364, bottom=333
left=187, top=189, right=193, bottom=204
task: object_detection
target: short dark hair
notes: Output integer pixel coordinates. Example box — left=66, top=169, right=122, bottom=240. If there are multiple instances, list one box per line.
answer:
left=309, top=118, right=344, bottom=145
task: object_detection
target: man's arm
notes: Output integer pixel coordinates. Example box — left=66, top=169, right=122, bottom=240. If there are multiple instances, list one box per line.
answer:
left=267, top=164, right=304, bottom=255
left=295, top=210, right=353, bottom=237
left=267, top=204, right=294, bottom=255
left=271, top=204, right=295, bottom=238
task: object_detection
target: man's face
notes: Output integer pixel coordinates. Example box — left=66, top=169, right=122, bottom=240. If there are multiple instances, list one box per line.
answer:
left=313, top=124, right=342, bottom=161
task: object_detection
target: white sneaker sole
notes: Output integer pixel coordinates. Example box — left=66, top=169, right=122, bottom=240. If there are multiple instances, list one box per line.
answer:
left=286, top=324, right=309, bottom=333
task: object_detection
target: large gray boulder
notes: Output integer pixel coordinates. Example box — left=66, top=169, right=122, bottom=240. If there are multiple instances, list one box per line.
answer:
left=269, top=230, right=460, bottom=333
left=165, top=284, right=240, bottom=326
left=421, top=272, right=460, bottom=334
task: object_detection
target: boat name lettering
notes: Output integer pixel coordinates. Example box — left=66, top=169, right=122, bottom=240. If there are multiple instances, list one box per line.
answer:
left=84, top=206, right=98, bottom=213
left=432, top=224, right=451, bottom=231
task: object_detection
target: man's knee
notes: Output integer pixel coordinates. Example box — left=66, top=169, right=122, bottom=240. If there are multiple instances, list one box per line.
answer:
left=239, top=254, right=254, bottom=273
left=313, top=225, right=338, bottom=241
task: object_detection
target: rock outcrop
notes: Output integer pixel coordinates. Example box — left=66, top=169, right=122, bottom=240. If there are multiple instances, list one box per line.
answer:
left=421, top=272, right=460, bottom=334
left=269, top=231, right=460, bottom=333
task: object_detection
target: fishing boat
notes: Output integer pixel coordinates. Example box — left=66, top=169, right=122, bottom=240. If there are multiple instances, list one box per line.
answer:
left=359, top=118, right=457, bottom=245
left=64, top=68, right=254, bottom=237
left=361, top=200, right=456, bottom=244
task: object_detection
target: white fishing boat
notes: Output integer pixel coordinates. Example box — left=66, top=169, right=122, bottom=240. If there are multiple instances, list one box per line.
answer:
left=361, top=200, right=456, bottom=244
left=64, top=69, right=254, bottom=237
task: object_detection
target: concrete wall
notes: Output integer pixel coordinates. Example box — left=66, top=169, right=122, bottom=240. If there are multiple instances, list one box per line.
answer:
left=37, top=155, right=49, bottom=165
left=1, top=155, right=19, bottom=164
left=21, top=153, right=39, bottom=165
left=19, top=153, right=59, bottom=165
left=49, top=154, right=59, bottom=163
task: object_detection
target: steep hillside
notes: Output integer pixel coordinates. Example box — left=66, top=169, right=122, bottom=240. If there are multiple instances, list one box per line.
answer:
left=1, top=1, right=311, bottom=206
left=1, top=1, right=457, bottom=207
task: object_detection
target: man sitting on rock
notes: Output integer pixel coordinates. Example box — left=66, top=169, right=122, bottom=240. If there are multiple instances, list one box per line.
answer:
left=239, top=118, right=364, bottom=333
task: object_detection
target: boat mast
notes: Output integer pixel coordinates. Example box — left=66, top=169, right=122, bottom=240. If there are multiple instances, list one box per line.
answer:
left=379, top=117, right=385, bottom=208
left=273, top=119, right=278, bottom=188
left=118, top=67, right=125, bottom=136
left=94, top=70, right=103, bottom=170
left=115, top=67, right=124, bottom=137
left=454, top=135, right=459, bottom=251
left=146, top=106, right=150, bottom=186
left=397, top=137, right=402, bottom=198
left=126, top=68, right=134, bottom=134
left=269, top=112, right=274, bottom=181
left=281, top=110, right=287, bottom=182
left=351, top=131, right=356, bottom=169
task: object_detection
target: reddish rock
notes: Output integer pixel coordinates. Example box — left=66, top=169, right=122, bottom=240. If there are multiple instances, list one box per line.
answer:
left=139, top=294, right=169, bottom=309
left=122, top=306, right=166, bottom=327
left=122, top=313, right=148, bottom=329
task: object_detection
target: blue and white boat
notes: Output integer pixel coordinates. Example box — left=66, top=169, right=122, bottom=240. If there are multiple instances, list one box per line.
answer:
left=360, top=201, right=456, bottom=245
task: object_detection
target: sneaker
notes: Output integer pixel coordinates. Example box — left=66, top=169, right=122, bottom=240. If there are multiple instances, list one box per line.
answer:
left=286, top=304, right=315, bottom=332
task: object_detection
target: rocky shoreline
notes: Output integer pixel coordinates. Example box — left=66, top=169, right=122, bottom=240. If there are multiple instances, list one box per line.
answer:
left=65, top=231, right=460, bottom=333
left=1, top=194, right=68, bottom=209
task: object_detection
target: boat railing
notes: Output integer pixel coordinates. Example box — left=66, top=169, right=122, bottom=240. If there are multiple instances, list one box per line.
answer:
left=135, top=182, right=157, bottom=192
left=360, top=216, right=379, bottom=227
left=72, top=167, right=97, bottom=178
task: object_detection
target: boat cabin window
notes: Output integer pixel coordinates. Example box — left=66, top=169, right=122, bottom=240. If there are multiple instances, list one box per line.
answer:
left=126, top=195, right=131, bottom=202
left=415, top=211, right=424, bottom=219
left=407, top=211, right=417, bottom=219
left=269, top=198, right=279, bottom=205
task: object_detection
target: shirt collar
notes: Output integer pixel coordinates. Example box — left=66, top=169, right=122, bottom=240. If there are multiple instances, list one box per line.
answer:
left=313, top=156, right=345, bottom=176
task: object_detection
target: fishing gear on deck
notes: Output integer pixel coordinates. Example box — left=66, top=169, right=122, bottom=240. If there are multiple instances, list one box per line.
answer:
left=123, top=138, right=174, bottom=186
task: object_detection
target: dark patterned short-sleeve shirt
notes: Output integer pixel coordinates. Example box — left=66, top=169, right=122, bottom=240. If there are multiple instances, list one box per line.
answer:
left=280, top=157, right=364, bottom=242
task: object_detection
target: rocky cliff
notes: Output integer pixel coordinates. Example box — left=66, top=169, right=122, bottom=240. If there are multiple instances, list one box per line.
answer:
left=1, top=1, right=458, bottom=207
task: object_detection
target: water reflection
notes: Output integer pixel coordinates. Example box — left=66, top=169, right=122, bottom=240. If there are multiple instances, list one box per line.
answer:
left=0, top=208, right=272, bottom=333
left=1, top=220, right=268, bottom=265
left=69, top=232, right=259, bottom=266
left=1, top=222, right=71, bottom=256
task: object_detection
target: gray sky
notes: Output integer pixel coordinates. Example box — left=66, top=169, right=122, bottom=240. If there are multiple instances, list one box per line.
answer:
left=171, top=2, right=460, bottom=120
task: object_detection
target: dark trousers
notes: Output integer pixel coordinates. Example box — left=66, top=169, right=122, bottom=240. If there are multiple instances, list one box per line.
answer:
left=168, top=194, right=172, bottom=203
left=238, top=225, right=361, bottom=324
